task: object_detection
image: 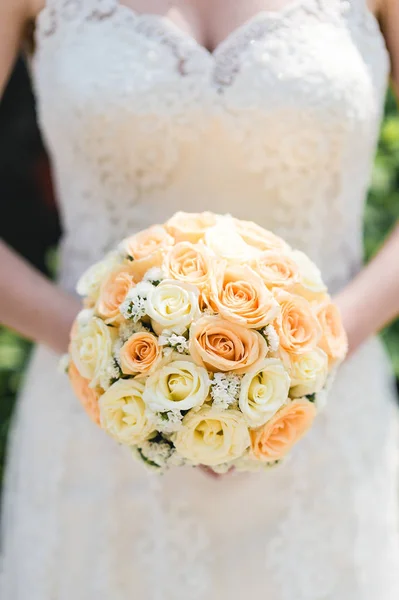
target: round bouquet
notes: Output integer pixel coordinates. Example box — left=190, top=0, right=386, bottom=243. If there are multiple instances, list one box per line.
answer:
left=66, top=212, right=347, bottom=473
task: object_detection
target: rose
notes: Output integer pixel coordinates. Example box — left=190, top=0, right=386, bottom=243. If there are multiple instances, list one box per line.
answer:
left=233, top=219, right=289, bottom=252
left=163, top=242, right=214, bottom=292
left=165, top=211, right=217, bottom=243
left=189, top=315, right=267, bottom=374
left=316, top=301, right=348, bottom=363
left=96, top=265, right=136, bottom=324
left=76, top=251, right=122, bottom=303
left=119, top=332, right=161, bottom=375
left=274, top=290, right=321, bottom=356
left=291, top=250, right=327, bottom=301
left=68, top=361, right=101, bottom=425
left=250, top=399, right=317, bottom=462
left=204, top=218, right=260, bottom=262
left=239, top=358, right=290, bottom=427
left=174, top=406, right=250, bottom=466
left=285, top=348, right=329, bottom=398
left=146, top=279, right=200, bottom=335
left=70, top=316, right=117, bottom=388
left=99, top=378, right=155, bottom=445
left=123, top=225, right=174, bottom=280
left=143, top=359, right=210, bottom=412
left=207, top=263, right=280, bottom=328
left=254, top=251, right=299, bottom=289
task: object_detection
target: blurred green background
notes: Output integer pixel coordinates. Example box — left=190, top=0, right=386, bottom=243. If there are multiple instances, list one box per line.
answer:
left=0, top=90, right=399, bottom=487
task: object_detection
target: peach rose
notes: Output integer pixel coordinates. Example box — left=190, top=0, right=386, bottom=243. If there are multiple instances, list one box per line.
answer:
left=119, top=332, right=161, bottom=375
left=68, top=361, right=101, bottom=426
left=165, top=211, right=217, bottom=243
left=124, top=225, right=174, bottom=280
left=207, top=263, right=280, bottom=329
left=189, top=315, right=267, bottom=374
left=234, top=219, right=289, bottom=253
left=163, top=242, right=214, bottom=291
left=250, top=399, right=317, bottom=462
left=275, top=290, right=321, bottom=356
left=316, top=301, right=348, bottom=363
left=254, top=251, right=299, bottom=289
left=96, top=265, right=136, bottom=324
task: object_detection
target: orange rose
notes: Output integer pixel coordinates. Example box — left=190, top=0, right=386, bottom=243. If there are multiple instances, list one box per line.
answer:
left=234, top=219, right=289, bottom=253
left=189, top=315, right=267, bottom=374
left=254, top=251, right=299, bottom=289
left=68, top=361, right=101, bottom=426
left=250, top=399, right=316, bottom=462
left=316, top=301, right=348, bottom=363
left=165, top=211, right=217, bottom=243
left=274, top=290, right=321, bottom=356
left=124, top=225, right=174, bottom=280
left=96, top=265, right=135, bottom=324
left=163, top=242, right=214, bottom=291
left=119, top=332, right=161, bottom=375
left=207, top=263, right=280, bottom=328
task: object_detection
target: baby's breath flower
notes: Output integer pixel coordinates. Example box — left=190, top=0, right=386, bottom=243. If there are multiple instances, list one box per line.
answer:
left=158, top=331, right=189, bottom=354
left=143, top=267, right=165, bottom=286
left=210, top=372, right=242, bottom=410
left=58, top=353, right=70, bottom=375
left=120, top=282, right=153, bottom=322
left=135, top=436, right=177, bottom=470
left=147, top=409, right=184, bottom=434
left=262, top=324, right=280, bottom=353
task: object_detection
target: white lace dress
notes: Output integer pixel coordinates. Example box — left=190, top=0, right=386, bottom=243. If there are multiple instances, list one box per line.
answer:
left=1, top=0, right=399, bottom=598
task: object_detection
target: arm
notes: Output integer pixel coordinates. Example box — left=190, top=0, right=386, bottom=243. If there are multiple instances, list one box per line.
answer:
left=0, top=0, right=80, bottom=354
left=335, top=0, right=399, bottom=354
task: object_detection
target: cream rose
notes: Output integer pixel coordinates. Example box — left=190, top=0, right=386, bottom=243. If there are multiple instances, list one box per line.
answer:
left=68, top=361, right=101, bottom=425
left=291, top=250, right=327, bottom=301
left=165, top=211, right=217, bottom=243
left=146, top=279, right=200, bottom=335
left=286, top=348, right=329, bottom=398
left=76, top=251, right=122, bottom=302
left=250, top=399, right=317, bottom=462
left=234, top=219, right=289, bottom=253
left=174, top=406, right=250, bottom=466
left=70, top=316, right=117, bottom=389
left=123, top=225, right=174, bottom=280
left=207, top=263, right=280, bottom=328
left=239, top=358, right=290, bottom=427
left=254, top=250, right=299, bottom=289
left=316, top=301, right=348, bottom=363
left=96, top=265, right=136, bottom=324
left=189, top=315, right=267, bottom=374
left=99, top=378, right=155, bottom=445
left=204, top=218, right=261, bottom=262
left=274, top=290, right=321, bottom=356
left=163, top=241, right=214, bottom=291
left=143, top=359, right=210, bottom=412
left=119, top=332, right=161, bottom=375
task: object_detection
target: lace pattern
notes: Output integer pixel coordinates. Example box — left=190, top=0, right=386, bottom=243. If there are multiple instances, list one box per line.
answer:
left=2, top=1, right=398, bottom=598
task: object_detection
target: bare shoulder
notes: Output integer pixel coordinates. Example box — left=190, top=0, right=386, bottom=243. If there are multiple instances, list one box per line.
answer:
left=0, top=0, right=44, bottom=22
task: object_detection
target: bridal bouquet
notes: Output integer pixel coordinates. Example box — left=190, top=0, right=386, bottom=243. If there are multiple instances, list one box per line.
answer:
left=66, top=212, right=347, bottom=473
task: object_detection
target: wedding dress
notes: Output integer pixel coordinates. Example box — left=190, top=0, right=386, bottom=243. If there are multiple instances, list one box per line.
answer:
left=1, top=0, right=399, bottom=598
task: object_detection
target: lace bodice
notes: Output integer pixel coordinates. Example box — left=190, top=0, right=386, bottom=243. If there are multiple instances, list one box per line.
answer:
left=32, top=0, right=389, bottom=294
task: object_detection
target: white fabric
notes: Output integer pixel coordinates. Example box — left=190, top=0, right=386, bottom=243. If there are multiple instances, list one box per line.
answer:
left=1, top=0, right=399, bottom=598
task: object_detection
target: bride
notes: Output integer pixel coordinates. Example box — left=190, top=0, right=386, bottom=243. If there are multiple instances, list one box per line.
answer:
left=1, top=0, right=399, bottom=598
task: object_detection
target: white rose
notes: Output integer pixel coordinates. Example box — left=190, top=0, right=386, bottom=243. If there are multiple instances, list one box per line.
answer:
left=70, top=316, right=117, bottom=389
left=288, top=348, right=329, bottom=397
left=146, top=279, right=200, bottom=335
left=204, top=217, right=260, bottom=262
left=291, top=250, right=327, bottom=300
left=76, top=251, right=121, bottom=300
left=99, top=378, right=155, bottom=445
left=174, top=406, right=250, bottom=466
left=239, top=358, right=290, bottom=427
left=143, top=359, right=210, bottom=412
